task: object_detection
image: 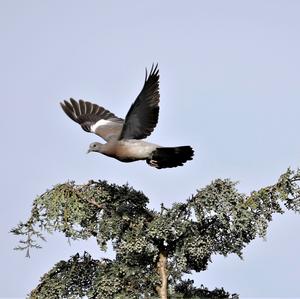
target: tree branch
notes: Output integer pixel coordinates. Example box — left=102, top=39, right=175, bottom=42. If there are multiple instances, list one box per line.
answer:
left=86, top=198, right=104, bottom=209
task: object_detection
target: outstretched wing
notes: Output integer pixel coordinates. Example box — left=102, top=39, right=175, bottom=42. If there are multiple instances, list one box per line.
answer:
left=60, top=98, right=124, bottom=141
left=119, top=64, right=160, bottom=140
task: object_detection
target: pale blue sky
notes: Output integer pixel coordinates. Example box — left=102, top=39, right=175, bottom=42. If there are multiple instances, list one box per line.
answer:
left=1, top=1, right=300, bottom=297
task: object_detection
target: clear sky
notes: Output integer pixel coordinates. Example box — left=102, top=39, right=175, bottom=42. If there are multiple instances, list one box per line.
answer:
left=1, top=1, right=300, bottom=298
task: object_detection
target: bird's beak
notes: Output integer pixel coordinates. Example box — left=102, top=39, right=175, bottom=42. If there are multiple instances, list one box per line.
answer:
left=87, top=149, right=91, bottom=154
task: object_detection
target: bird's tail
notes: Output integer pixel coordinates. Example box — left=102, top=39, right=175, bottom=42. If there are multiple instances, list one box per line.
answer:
left=146, top=146, right=194, bottom=169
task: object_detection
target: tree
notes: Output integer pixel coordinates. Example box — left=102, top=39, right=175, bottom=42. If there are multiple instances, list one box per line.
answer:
left=12, top=168, right=300, bottom=299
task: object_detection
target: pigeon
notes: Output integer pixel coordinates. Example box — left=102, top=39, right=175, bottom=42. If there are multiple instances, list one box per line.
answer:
left=60, top=64, right=194, bottom=169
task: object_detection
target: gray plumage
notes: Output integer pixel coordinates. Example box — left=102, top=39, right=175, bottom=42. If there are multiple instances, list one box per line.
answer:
left=60, top=64, right=194, bottom=169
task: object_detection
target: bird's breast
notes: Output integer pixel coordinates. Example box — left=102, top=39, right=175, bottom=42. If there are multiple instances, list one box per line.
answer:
left=107, top=140, right=158, bottom=162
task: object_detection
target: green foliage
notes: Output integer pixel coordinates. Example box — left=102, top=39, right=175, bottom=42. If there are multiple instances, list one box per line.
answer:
left=30, top=252, right=156, bottom=299
left=12, top=169, right=300, bottom=298
left=30, top=252, right=98, bottom=299
left=173, top=279, right=238, bottom=298
left=12, top=180, right=152, bottom=253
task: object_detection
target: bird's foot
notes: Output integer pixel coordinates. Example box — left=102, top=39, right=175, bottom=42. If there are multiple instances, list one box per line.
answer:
left=149, top=159, right=159, bottom=168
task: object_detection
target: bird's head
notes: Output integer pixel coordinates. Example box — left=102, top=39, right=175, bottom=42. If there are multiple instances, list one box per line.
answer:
left=87, top=142, right=103, bottom=153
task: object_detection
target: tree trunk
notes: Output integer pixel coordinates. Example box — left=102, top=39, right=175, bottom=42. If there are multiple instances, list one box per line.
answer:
left=156, top=249, right=168, bottom=299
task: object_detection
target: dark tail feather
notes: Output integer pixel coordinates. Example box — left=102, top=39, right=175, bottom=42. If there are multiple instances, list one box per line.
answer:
left=146, top=146, right=194, bottom=169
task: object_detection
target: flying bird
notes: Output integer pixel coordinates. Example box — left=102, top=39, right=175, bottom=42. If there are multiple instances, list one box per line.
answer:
left=60, top=64, right=194, bottom=169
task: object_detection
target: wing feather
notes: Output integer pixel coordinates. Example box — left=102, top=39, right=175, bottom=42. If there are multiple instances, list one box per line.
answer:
left=79, top=99, right=86, bottom=115
left=119, top=64, right=160, bottom=140
left=60, top=99, right=124, bottom=141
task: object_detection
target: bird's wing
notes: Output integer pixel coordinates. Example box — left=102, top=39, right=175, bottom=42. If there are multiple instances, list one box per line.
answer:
left=60, top=98, right=124, bottom=141
left=119, top=64, right=160, bottom=140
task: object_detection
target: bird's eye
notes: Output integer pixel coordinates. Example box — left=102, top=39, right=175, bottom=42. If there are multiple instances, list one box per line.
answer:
left=93, top=144, right=96, bottom=147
